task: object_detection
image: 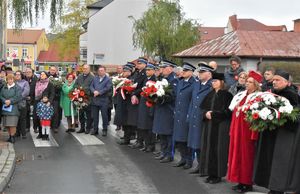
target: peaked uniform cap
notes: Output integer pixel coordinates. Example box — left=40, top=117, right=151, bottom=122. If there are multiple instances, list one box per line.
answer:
left=138, top=57, right=148, bottom=65
left=159, top=59, right=177, bottom=68
left=182, top=62, right=196, bottom=71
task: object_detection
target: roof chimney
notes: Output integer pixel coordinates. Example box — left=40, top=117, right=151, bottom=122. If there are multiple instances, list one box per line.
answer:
left=293, top=19, right=300, bottom=32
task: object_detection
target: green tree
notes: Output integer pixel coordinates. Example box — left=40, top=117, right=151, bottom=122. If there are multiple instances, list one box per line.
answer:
left=51, top=0, right=95, bottom=59
left=132, top=0, right=199, bottom=62
left=0, top=0, right=64, bottom=28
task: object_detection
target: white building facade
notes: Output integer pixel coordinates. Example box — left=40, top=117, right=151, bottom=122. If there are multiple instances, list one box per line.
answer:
left=84, top=0, right=151, bottom=67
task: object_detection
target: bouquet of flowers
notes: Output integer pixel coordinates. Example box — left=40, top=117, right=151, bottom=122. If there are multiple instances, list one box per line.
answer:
left=140, top=79, right=172, bottom=107
left=243, top=91, right=300, bottom=132
left=49, top=76, right=64, bottom=88
left=112, top=76, right=137, bottom=99
left=68, top=87, right=89, bottom=110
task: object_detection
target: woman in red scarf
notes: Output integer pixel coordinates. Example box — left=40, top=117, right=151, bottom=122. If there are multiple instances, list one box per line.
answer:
left=227, top=71, right=263, bottom=193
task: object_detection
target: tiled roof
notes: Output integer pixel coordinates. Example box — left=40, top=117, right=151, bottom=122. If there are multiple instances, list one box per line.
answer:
left=7, top=29, right=44, bottom=44
left=229, top=15, right=286, bottom=32
left=174, top=30, right=300, bottom=58
left=38, top=43, right=79, bottom=62
left=87, top=0, right=113, bottom=9
left=199, top=27, right=225, bottom=42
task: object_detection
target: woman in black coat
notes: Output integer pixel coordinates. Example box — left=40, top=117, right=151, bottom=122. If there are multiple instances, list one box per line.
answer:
left=33, top=71, right=55, bottom=139
left=200, top=73, right=233, bottom=184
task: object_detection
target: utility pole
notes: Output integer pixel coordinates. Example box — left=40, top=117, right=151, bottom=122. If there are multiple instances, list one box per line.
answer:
left=0, top=0, right=7, bottom=61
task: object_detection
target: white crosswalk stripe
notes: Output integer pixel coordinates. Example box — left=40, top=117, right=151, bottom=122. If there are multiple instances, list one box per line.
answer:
left=29, top=128, right=59, bottom=147
left=70, top=132, right=104, bottom=146
left=61, top=119, right=105, bottom=146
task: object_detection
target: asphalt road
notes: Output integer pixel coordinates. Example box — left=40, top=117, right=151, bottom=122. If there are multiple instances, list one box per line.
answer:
left=5, top=115, right=268, bottom=194
left=4, top=122, right=211, bottom=194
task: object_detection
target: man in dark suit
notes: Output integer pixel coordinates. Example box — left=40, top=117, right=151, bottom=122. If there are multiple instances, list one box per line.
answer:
left=90, top=66, right=112, bottom=136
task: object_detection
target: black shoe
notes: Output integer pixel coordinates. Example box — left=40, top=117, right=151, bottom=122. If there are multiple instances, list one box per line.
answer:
left=160, top=157, right=172, bottom=163
left=267, top=190, right=284, bottom=194
left=183, top=163, right=192, bottom=170
left=144, top=146, right=155, bottom=153
left=6, top=136, right=11, bottom=143
left=102, top=130, right=107, bottom=137
left=66, top=128, right=71, bottom=133
left=69, top=128, right=75, bottom=132
left=117, top=139, right=130, bottom=145
left=130, top=142, right=143, bottom=149
left=209, top=177, right=221, bottom=184
left=75, top=123, right=79, bottom=128
left=77, top=129, right=85, bottom=133
left=231, top=184, right=243, bottom=191
left=90, top=131, right=97, bottom=136
left=236, top=185, right=253, bottom=193
left=36, top=134, right=42, bottom=139
left=155, top=155, right=165, bottom=160
left=139, top=147, right=146, bottom=151
left=9, top=136, right=16, bottom=143
left=173, top=159, right=186, bottom=167
left=204, top=176, right=213, bottom=183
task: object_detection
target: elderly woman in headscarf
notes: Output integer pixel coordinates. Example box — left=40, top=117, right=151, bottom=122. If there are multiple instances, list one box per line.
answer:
left=33, top=71, right=55, bottom=139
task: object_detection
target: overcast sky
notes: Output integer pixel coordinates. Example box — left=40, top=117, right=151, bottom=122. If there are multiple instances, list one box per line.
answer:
left=20, top=0, right=300, bottom=32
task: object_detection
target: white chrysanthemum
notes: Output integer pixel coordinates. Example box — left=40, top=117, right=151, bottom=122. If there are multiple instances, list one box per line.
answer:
left=161, top=79, right=169, bottom=86
left=259, top=107, right=271, bottom=120
left=267, top=114, right=274, bottom=120
left=250, top=102, right=259, bottom=110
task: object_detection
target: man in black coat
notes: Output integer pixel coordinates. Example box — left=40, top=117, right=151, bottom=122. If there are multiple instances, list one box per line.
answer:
left=25, top=68, right=38, bottom=131
left=137, top=62, right=157, bottom=152
left=262, top=67, right=275, bottom=92
left=253, top=69, right=299, bottom=194
left=48, top=66, right=62, bottom=133
left=128, top=57, right=148, bottom=149
left=75, top=64, right=94, bottom=134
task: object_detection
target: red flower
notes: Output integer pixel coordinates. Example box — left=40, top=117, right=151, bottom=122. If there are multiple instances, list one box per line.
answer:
left=146, top=101, right=154, bottom=107
left=252, top=113, right=259, bottom=120
left=80, top=91, right=85, bottom=97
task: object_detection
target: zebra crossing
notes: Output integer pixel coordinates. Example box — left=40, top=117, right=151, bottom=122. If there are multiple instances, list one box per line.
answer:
left=29, top=119, right=106, bottom=147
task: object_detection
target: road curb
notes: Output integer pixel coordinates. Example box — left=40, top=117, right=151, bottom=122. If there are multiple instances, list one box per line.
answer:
left=0, top=143, right=16, bottom=192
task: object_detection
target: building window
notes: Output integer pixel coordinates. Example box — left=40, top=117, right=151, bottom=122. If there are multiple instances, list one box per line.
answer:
left=80, top=47, right=87, bottom=60
left=22, top=48, right=28, bottom=58
left=12, top=48, right=18, bottom=58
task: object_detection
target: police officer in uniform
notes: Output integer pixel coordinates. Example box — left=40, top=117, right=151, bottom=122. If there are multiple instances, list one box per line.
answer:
left=187, top=62, right=213, bottom=174
left=173, top=62, right=196, bottom=169
left=152, top=59, right=178, bottom=163
left=137, top=62, right=157, bottom=152
left=129, top=57, right=148, bottom=149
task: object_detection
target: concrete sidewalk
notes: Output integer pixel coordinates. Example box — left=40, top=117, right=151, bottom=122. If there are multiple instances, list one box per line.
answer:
left=0, top=133, right=16, bottom=192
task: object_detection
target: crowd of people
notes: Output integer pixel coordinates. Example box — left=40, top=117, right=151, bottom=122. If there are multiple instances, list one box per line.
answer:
left=112, top=56, right=300, bottom=194
left=0, top=55, right=299, bottom=193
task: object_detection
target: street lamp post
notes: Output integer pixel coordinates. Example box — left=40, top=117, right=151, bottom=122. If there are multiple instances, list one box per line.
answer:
left=0, top=0, right=7, bottom=61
